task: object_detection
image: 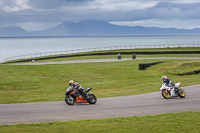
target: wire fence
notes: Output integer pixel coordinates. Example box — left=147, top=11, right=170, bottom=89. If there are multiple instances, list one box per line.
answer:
left=1, top=43, right=200, bottom=63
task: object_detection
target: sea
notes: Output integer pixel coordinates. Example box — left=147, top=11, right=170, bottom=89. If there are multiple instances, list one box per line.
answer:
left=0, top=35, right=200, bottom=62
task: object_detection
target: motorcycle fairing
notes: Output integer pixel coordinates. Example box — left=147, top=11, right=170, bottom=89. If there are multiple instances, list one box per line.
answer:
left=70, top=91, right=78, bottom=98
left=76, top=96, right=88, bottom=103
left=160, top=83, right=178, bottom=97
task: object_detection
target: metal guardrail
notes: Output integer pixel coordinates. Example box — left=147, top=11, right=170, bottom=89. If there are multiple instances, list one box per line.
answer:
left=1, top=44, right=200, bottom=63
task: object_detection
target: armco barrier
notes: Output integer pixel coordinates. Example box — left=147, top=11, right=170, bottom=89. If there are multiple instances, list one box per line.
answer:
left=3, top=51, right=200, bottom=64
left=1, top=44, right=200, bottom=63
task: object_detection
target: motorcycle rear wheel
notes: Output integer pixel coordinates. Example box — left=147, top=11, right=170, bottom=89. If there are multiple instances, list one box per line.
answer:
left=65, top=95, right=75, bottom=105
left=178, top=89, right=186, bottom=98
left=162, top=90, right=170, bottom=99
left=87, top=94, right=97, bottom=104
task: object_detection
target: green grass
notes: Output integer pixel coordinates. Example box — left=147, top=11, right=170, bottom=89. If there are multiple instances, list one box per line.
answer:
left=1, top=48, right=199, bottom=132
left=0, top=59, right=200, bottom=104
left=169, top=61, right=200, bottom=75
left=0, top=111, right=199, bottom=133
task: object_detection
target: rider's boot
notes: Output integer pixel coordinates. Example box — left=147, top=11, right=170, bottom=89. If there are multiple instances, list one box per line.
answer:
left=81, top=90, right=87, bottom=99
left=174, top=87, right=179, bottom=94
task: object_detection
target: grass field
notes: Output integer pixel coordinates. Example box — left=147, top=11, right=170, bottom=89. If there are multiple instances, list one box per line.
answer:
left=0, top=58, right=200, bottom=104
left=0, top=47, right=200, bottom=104
left=0, top=47, right=200, bottom=132
left=0, top=111, right=199, bottom=133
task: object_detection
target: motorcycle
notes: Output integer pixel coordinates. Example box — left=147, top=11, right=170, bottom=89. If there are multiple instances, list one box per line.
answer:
left=160, top=82, right=186, bottom=99
left=65, top=87, right=97, bottom=105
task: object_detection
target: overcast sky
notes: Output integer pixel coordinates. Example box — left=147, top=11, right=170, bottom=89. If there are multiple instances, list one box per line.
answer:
left=0, top=0, right=200, bottom=31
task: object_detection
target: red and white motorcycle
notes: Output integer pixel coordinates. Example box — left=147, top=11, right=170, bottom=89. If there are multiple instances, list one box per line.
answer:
left=160, top=82, right=186, bottom=99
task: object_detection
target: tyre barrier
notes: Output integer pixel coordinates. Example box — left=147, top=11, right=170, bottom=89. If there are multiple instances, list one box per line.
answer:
left=139, top=62, right=164, bottom=70
left=175, top=70, right=200, bottom=76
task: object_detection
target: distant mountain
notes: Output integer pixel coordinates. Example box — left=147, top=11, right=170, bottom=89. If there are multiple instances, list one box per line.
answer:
left=0, top=26, right=27, bottom=37
left=1, top=20, right=200, bottom=37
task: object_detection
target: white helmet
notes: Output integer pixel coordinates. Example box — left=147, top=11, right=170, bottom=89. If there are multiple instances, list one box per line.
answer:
left=162, top=76, right=167, bottom=80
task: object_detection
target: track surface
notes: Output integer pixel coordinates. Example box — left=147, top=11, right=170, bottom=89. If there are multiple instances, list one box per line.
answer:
left=12, top=57, right=200, bottom=65
left=1, top=57, right=200, bottom=125
left=0, top=84, right=200, bottom=125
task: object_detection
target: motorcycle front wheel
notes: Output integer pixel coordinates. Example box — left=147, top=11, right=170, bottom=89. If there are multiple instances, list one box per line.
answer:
left=178, top=89, right=186, bottom=98
left=65, top=95, right=75, bottom=105
left=87, top=94, right=97, bottom=104
left=162, top=90, right=170, bottom=99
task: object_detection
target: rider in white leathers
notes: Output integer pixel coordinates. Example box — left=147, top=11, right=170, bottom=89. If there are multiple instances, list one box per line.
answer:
left=162, top=76, right=174, bottom=87
left=162, top=76, right=178, bottom=95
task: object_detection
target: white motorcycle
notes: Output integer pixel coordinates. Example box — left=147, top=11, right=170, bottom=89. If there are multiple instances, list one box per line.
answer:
left=160, top=82, right=186, bottom=99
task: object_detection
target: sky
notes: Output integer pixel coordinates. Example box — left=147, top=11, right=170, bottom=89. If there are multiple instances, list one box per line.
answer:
left=0, top=0, right=200, bottom=31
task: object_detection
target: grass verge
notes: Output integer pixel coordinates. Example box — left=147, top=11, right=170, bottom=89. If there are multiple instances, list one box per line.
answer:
left=0, top=111, right=199, bottom=133
left=0, top=59, right=200, bottom=104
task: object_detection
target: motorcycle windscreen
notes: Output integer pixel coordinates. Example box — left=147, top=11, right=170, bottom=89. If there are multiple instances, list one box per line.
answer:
left=175, top=82, right=181, bottom=88
left=85, top=88, right=92, bottom=93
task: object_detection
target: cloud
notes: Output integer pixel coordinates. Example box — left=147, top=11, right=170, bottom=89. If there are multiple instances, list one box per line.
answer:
left=0, top=0, right=200, bottom=30
left=109, top=19, right=200, bottom=29
left=96, top=0, right=158, bottom=11
left=0, top=0, right=31, bottom=13
left=151, top=2, right=200, bottom=19
left=18, top=22, right=60, bottom=31
left=28, top=0, right=94, bottom=10
left=172, top=0, right=200, bottom=4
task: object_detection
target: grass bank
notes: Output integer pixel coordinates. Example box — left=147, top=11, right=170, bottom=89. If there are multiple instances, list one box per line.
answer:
left=0, top=59, right=200, bottom=104
left=0, top=111, right=199, bottom=133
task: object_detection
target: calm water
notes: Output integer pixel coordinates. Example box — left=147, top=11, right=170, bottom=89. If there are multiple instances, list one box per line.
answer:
left=0, top=35, right=200, bottom=62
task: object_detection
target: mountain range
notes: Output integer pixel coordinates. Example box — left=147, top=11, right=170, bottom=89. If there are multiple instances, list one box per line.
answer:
left=1, top=20, right=200, bottom=37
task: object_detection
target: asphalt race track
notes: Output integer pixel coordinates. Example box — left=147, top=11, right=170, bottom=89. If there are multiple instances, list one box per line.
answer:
left=1, top=57, right=200, bottom=125
left=12, top=57, right=200, bottom=65
left=0, top=84, right=200, bottom=125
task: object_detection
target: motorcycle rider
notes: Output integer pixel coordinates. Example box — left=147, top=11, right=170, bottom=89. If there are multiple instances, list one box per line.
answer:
left=162, top=76, right=177, bottom=93
left=162, top=76, right=174, bottom=86
left=68, top=80, right=86, bottom=96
